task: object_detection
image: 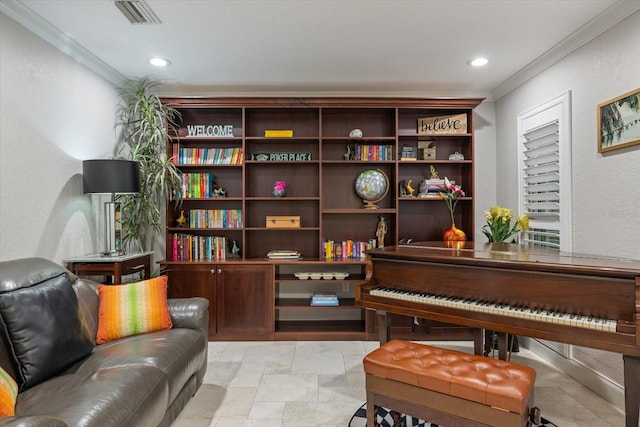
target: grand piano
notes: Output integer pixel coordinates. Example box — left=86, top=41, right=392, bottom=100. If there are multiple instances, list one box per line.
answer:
left=355, top=241, right=640, bottom=427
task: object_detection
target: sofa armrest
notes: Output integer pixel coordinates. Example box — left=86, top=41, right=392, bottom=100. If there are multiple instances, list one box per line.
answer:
left=0, top=416, right=67, bottom=427
left=167, top=297, right=209, bottom=339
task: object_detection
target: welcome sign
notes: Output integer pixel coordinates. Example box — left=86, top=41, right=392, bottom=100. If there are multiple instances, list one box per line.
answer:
left=186, top=124, right=234, bottom=137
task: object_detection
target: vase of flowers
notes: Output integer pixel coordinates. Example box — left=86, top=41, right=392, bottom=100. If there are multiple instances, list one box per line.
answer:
left=273, top=181, right=287, bottom=197
left=482, top=206, right=530, bottom=242
left=440, top=177, right=467, bottom=241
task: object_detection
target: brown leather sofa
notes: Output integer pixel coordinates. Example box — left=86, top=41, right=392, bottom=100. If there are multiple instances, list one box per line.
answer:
left=0, top=258, right=209, bottom=427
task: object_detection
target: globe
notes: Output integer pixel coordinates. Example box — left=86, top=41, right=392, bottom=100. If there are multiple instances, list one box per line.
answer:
left=355, top=169, right=389, bottom=209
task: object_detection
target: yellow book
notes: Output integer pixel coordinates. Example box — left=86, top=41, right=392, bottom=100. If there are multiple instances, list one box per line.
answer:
left=265, top=130, right=293, bottom=138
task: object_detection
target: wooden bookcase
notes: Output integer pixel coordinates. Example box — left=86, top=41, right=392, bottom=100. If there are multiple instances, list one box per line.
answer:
left=160, top=97, right=483, bottom=341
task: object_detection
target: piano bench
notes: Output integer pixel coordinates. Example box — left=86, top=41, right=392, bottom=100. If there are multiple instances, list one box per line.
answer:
left=363, top=340, right=536, bottom=427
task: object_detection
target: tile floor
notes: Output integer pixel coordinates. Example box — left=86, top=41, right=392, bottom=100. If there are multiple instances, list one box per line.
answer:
left=172, top=341, right=626, bottom=427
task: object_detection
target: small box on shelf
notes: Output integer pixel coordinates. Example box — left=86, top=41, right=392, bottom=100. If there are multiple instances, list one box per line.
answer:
left=266, top=216, right=301, bottom=228
left=418, top=141, right=436, bottom=160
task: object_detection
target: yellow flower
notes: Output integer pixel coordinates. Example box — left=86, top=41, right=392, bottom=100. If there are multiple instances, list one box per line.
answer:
left=517, top=215, right=529, bottom=231
left=482, top=205, right=528, bottom=243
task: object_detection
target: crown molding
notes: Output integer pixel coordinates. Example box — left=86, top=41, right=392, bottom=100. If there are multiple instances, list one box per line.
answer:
left=0, top=0, right=126, bottom=87
left=493, top=1, right=640, bottom=100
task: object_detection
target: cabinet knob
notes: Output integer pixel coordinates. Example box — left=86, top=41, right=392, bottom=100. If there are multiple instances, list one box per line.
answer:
left=218, top=268, right=222, bottom=274
left=210, top=269, right=216, bottom=275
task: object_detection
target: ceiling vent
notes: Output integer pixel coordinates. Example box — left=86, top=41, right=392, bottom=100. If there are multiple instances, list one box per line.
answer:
left=115, top=1, right=161, bottom=24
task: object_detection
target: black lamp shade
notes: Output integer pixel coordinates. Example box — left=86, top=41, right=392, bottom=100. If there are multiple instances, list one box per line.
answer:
left=82, top=159, right=140, bottom=194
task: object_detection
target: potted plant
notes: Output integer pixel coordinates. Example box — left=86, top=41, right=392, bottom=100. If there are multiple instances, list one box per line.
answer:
left=114, top=77, right=182, bottom=253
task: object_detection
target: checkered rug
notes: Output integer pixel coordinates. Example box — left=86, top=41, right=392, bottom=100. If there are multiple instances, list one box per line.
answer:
left=348, top=403, right=559, bottom=427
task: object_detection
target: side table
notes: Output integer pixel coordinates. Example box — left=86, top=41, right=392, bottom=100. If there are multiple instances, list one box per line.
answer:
left=64, top=252, right=152, bottom=284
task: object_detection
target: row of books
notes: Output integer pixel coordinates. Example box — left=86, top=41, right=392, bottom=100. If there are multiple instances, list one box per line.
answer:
left=185, top=209, right=242, bottom=229
left=354, top=144, right=394, bottom=161
left=322, top=239, right=376, bottom=260
left=310, top=293, right=339, bottom=306
left=180, top=173, right=218, bottom=199
left=172, top=145, right=243, bottom=165
left=171, top=233, right=228, bottom=261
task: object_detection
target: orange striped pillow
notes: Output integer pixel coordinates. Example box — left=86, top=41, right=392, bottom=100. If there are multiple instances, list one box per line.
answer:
left=96, top=276, right=172, bottom=344
left=0, top=366, right=18, bottom=416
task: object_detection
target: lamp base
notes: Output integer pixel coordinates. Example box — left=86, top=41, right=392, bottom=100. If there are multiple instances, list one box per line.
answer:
left=100, top=250, right=127, bottom=257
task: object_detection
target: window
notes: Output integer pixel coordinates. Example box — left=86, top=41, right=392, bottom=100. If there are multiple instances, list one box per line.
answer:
left=517, top=92, right=572, bottom=251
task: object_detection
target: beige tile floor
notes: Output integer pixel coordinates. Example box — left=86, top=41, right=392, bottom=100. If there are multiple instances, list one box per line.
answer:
left=172, top=341, right=626, bottom=427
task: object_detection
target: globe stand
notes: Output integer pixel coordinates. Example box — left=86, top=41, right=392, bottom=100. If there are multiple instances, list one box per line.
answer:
left=362, top=199, right=381, bottom=209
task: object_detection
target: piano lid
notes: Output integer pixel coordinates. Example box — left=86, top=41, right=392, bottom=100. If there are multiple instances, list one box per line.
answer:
left=368, top=241, right=640, bottom=279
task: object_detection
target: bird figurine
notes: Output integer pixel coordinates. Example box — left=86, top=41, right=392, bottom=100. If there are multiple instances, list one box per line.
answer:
left=176, top=210, right=187, bottom=227
left=405, top=179, right=415, bottom=196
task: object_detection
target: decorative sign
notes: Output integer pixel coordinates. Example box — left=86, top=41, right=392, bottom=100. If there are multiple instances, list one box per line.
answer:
left=418, top=113, right=467, bottom=135
left=186, top=124, right=234, bottom=138
left=252, top=152, right=312, bottom=161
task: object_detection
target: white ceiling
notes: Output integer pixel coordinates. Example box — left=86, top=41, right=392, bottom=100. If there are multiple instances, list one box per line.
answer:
left=2, top=0, right=639, bottom=99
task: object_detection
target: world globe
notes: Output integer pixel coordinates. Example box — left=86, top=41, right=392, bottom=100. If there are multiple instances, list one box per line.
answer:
left=355, top=169, right=389, bottom=209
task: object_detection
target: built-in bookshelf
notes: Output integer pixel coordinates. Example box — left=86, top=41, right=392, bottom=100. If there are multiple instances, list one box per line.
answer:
left=160, top=97, right=483, bottom=341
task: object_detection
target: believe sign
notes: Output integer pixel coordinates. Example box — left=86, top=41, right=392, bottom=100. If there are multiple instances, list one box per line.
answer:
left=417, top=113, right=467, bottom=135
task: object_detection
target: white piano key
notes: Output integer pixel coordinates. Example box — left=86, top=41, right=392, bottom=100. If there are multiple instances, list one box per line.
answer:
left=371, top=286, right=617, bottom=333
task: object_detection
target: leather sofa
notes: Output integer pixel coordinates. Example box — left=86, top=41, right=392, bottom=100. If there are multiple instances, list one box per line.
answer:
left=0, top=258, right=209, bottom=427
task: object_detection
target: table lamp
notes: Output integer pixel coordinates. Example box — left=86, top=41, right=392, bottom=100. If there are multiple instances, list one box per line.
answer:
left=83, top=159, right=140, bottom=256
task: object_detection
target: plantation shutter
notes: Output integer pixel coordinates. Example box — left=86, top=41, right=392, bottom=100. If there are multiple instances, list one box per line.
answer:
left=521, top=121, right=560, bottom=249
left=517, top=92, right=571, bottom=252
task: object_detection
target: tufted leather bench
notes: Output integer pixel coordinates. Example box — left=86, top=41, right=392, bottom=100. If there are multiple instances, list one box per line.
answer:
left=363, top=340, right=536, bottom=427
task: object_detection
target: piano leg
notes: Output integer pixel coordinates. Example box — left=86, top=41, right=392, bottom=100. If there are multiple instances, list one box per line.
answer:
left=623, top=355, right=639, bottom=427
left=377, top=310, right=391, bottom=345
left=473, top=329, right=483, bottom=356
left=497, top=333, right=508, bottom=361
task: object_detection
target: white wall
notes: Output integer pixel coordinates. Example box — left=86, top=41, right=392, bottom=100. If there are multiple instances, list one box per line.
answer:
left=495, top=11, right=640, bottom=259
left=494, top=10, right=640, bottom=410
left=0, top=13, right=119, bottom=263
left=473, top=101, right=497, bottom=242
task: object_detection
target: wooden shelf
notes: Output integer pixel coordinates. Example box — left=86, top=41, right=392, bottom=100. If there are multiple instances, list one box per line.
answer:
left=162, top=97, right=482, bottom=341
left=322, top=208, right=396, bottom=214
left=276, top=298, right=357, bottom=309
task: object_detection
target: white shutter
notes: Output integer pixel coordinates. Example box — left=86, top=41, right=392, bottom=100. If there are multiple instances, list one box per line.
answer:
left=517, top=92, right=572, bottom=251
left=522, top=121, right=560, bottom=249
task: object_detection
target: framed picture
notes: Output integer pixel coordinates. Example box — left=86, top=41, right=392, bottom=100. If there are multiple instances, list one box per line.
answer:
left=597, top=88, right=640, bottom=153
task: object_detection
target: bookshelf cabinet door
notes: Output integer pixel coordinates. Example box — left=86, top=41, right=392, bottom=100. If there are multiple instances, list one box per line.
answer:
left=165, top=264, right=217, bottom=340
left=215, top=263, right=274, bottom=340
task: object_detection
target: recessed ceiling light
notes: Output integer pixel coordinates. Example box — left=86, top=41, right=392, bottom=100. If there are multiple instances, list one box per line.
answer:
left=468, top=57, right=488, bottom=67
left=149, top=57, right=171, bottom=67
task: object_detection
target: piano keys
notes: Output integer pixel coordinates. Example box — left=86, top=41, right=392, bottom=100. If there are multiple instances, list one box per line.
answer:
left=355, top=241, right=640, bottom=427
left=370, top=286, right=619, bottom=332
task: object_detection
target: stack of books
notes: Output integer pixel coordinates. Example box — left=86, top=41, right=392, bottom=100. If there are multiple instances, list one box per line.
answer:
left=267, top=250, right=301, bottom=260
left=310, top=293, right=339, bottom=306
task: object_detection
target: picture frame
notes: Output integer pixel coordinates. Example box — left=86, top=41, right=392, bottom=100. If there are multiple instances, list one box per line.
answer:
left=597, top=88, right=640, bottom=153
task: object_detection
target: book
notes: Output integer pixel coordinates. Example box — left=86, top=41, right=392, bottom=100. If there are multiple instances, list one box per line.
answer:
left=264, top=129, right=293, bottom=138
left=310, top=293, right=339, bottom=306
left=267, top=250, right=301, bottom=260
left=310, top=300, right=339, bottom=306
